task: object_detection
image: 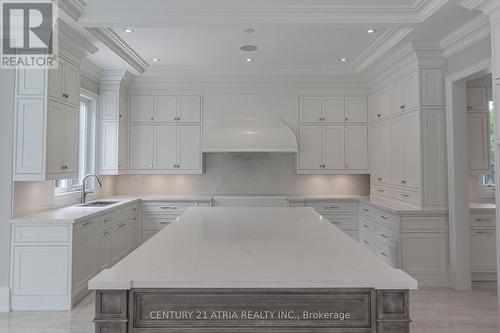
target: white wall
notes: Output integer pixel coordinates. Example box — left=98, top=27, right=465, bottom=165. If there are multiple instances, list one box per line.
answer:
left=446, top=37, right=492, bottom=76
left=115, top=153, right=370, bottom=196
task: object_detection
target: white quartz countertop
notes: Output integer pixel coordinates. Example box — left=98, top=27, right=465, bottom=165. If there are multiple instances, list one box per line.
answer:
left=89, top=207, right=417, bottom=290
left=470, top=203, right=496, bottom=212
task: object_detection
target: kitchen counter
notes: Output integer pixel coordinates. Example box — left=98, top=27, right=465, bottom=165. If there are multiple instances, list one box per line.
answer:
left=470, top=203, right=496, bottom=213
left=89, top=207, right=417, bottom=290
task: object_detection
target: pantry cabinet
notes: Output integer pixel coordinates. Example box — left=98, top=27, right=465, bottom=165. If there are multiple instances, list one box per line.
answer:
left=129, top=124, right=202, bottom=173
left=13, top=55, right=81, bottom=181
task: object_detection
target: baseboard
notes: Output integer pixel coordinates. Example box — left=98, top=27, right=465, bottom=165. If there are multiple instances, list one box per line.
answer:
left=0, top=287, right=10, bottom=312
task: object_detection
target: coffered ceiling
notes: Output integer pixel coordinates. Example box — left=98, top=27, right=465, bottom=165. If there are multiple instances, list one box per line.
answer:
left=70, top=0, right=482, bottom=77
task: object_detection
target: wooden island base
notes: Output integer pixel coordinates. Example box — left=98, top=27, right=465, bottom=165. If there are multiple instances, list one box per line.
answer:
left=94, top=288, right=410, bottom=333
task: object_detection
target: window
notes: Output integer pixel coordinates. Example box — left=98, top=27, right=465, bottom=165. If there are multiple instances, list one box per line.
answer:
left=481, top=100, right=495, bottom=189
left=55, top=96, right=97, bottom=195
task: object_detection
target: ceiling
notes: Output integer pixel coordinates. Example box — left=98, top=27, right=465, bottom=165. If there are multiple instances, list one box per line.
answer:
left=75, top=0, right=483, bottom=77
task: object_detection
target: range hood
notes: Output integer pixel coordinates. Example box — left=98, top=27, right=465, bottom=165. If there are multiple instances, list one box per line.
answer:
left=202, top=111, right=298, bottom=153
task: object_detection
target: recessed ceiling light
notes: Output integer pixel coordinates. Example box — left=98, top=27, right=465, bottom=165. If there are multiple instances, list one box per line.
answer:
left=366, top=28, right=376, bottom=34
left=123, top=28, right=134, bottom=33
left=340, top=58, right=349, bottom=62
left=152, top=58, right=160, bottom=62
left=240, top=45, right=258, bottom=52
left=244, top=28, right=255, bottom=34
left=246, top=58, right=253, bottom=62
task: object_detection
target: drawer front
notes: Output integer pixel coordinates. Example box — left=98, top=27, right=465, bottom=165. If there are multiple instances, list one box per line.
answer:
left=142, top=202, right=194, bottom=214
left=142, top=216, right=177, bottom=230
left=358, top=216, right=374, bottom=235
left=288, top=200, right=304, bottom=207
left=470, top=214, right=496, bottom=228
left=371, top=184, right=391, bottom=199
left=322, top=214, right=357, bottom=230
left=359, top=232, right=374, bottom=251
left=99, top=214, right=113, bottom=230
left=391, top=188, right=421, bottom=206
left=14, top=225, right=70, bottom=243
left=112, top=204, right=139, bottom=223
left=305, top=201, right=358, bottom=214
left=374, top=224, right=399, bottom=247
left=375, top=241, right=398, bottom=267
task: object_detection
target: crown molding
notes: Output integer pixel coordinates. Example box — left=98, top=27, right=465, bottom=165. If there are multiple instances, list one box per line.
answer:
left=100, top=70, right=135, bottom=91
left=86, top=27, right=149, bottom=74
left=54, top=0, right=87, bottom=20
left=417, top=0, right=449, bottom=21
left=80, top=59, right=103, bottom=82
left=440, top=14, right=491, bottom=57
left=57, top=18, right=98, bottom=60
left=352, top=27, right=414, bottom=74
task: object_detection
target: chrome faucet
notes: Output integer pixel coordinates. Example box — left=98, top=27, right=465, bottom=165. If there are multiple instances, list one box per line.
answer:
left=81, top=174, right=103, bottom=204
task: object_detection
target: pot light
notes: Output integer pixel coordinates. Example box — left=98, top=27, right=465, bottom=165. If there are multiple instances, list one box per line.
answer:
left=246, top=58, right=253, bottom=62
left=123, top=28, right=134, bottom=33
left=366, top=28, right=376, bottom=34
left=152, top=58, right=160, bottom=62
left=340, top=58, right=349, bottom=62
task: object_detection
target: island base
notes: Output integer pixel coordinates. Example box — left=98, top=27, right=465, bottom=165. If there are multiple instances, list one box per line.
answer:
left=94, top=288, right=410, bottom=333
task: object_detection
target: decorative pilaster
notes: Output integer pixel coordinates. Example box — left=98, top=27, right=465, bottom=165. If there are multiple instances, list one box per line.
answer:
left=377, top=290, right=411, bottom=333
left=94, top=291, right=129, bottom=333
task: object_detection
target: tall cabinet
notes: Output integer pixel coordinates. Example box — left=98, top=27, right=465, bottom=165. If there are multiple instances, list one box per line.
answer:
left=369, top=65, right=447, bottom=209
left=297, top=96, right=369, bottom=174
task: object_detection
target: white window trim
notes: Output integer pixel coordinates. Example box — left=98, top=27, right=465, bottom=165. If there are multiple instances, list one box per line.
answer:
left=477, top=175, right=495, bottom=198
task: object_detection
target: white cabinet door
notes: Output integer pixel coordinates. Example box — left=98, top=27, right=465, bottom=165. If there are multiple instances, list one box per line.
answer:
left=471, top=229, right=497, bottom=273
left=403, top=71, right=419, bottom=111
left=155, top=125, right=177, bottom=170
left=128, top=217, right=140, bottom=250
left=130, top=96, right=154, bottom=122
left=129, top=124, right=154, bottom=169
left=72, top=219, right=98, bottom=293
left=299, top=97, right=322, bottom=123
left=155, top=96, right=178, bottom=122
left=48, top=63, right=64, bottom=101
left=403, top=112, right=421, bottom=189
left=390, top=80, right=403, bottom=114
left=46, top=102, right=64, bottom=174
left=99, top=122, right=117, bottom=172
left=380, top=122, right=392, bottom=184
left=62, top=108, right=79, bottom=174
left=370, top=88, right=390, bottom=121
left=345, top=125, right=368, bottom=170
left=345, top=96, right=367, bottom=122
left=101, top=91, right=118, bottom=120
left=97, top=229, right=112, bottom=271
left=63, top=60, right=80, bottom=107
left=323, top=126, right=345, bottom=169
left=371, top=124, right=382, bottom=182
left=111, top=221, right=130, bottom=263
left=299, top=126, right=322, bottom=170
left=119, top=92, right=128, bottom=122
left=15, top=99, right=45, bottom=175
left=390, top=118, right=405, bottom=186
left=178, top=96, right=201, bottom=122
left=118, top=122, right=129, bottom=170
left=468, top=112, right=490, bottom=171
left=178, top=126, right=201, bottom=170
left=18, top=68, right=46, bottom=95
left=322, top=97, right=345, bottom=122
left=467, top=87, right=487, bottom=110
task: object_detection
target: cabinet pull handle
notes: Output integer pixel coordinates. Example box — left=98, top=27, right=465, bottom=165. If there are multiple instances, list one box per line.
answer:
left=118, top=223, right=126, bottom=228
left=363, top=208, right=369, bottom=212
left=475, top=231, right=494, bottom=234
left=82, top=221, right=93, bottom=226
left=363, top=224, right=369, bottom=228
left=132, top=208, right=137, bottom=211
left=326, top=206, right=339, bottom=209
left=103, top=219, right=110, bottom=223
left=380, top=251, right=389, bottom=258
left=400, top=194, right=410, bottom=198
left=380, top=215, right=388, bottom=220
left=331, top=221, right=340, bottom=224
left=377, top=114, right=381, bottom=118
left=62, top=93, right=69, bottom=98
left=344, top=117, right=348, bottom=121
left=363, top=240, right=370, bottom=245
left=377, top=178, right=382, bottom=181
left=160, top=206, right=176, bottom=209
left=160, top=221, right=170, bottom=225
left=150, top=117, right=154, bottom=121
left=377, top=189, right=384, bottom=193
left=400, top=105, right=405, bottom=110
left=103, top=231, right=110, bottom=235
left=149, top=164, right=154, bottom=168
left=381, top=233, right=389, bottom=239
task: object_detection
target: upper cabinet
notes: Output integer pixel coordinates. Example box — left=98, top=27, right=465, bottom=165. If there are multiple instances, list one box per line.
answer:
left=14, top=55, right=81, bottom=181
left=299, top=96, right=367, bottom=123
left=467, top=87, right=488, bottom=110
left=130, top=95, right=201, bottom=123
left=466, top=87, right=491, bottom=173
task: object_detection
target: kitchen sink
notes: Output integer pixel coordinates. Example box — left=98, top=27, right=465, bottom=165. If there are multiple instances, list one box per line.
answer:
left=78, top=201, right=119, bottom=207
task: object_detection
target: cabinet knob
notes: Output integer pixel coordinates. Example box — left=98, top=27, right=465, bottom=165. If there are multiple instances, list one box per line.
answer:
left=377, top=114, right=381, bottom=118
left=377, top=177, right=382, bottom=181
left=149, top=164, right=154, bottom=168
left=119, top=114, right=122, bottom=118
left=62, top=93, right=69, bottom=98
left=345, top=117, right=348, bottom=121
left=150, top=117, right=154, bottom=121
left=400, top=105, right=405, bottom=110
left=401, top=180, right=407, bottom=184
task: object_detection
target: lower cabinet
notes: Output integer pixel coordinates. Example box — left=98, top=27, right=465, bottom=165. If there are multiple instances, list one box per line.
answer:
left=10, top=201, right=140, bottom=311
left=470, top=212, right=497, bottom=281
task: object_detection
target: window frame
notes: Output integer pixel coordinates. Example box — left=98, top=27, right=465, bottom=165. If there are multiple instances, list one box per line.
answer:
left=478, top=97, right=495, bottom=196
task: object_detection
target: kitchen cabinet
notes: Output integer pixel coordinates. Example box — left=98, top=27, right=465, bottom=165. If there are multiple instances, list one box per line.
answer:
left=13, top=55, right=81, bottom=181
left=391, top=71, right=419, bottom=114
left=468, top=112, right=490, bottom=172
left=130, top=95, right=201, bottom=123
left=298, top=125, right=368, bottom=173
left=370, top=87, right=390, bottom=121
left=111, top=217, right=139, bottom=263
left=97, top=228, right=112, bottom=271
left=129, top=124, right=202, bottom=173
left=371, top=121, right=391, bottom=184
left=118, top=122, right=129, bottom=170
left=299, top=96, right=367, bottom=123
left=470, top=212, right=497, bottom=281
left=72, top=218, right=99, bottom=297
left=467, top=87, right=488, bottom=110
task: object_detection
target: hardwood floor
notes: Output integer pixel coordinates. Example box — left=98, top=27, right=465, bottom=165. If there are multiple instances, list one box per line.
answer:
left=0, top=282, right=497, bottom=332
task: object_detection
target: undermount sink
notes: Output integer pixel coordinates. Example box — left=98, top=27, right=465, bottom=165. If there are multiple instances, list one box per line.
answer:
left=78, top=201, right=119, bottom=207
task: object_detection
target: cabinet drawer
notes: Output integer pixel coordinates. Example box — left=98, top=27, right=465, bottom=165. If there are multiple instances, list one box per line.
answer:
left=391, top=188, right=421, bottom=206
left=112, top=204, right=139, bottom=223
left=305, top=201, right=358, bottom=214
left=471, top=229, right=497, bottom=273
left=142, top=201, right=194, bottom=214
left=375, top=224, right=399, bottom=247
left=99, top=214, right=113, bottom=230
left=470, top=214, right=495, bottom=228
left=371, top=184, right=391, bottom=199
left=359, top=233, right=374, bottom=251
left=322, top=214, right=357, bottom=230
left=142, top=216, right=177, bottom=230
left=375, top=241, right=398, bottom=267
left=359, top=216, right=374, bottom=235
left=360, top=204, right=399, bottom=231
left=13, top=225, right=70, bottom=243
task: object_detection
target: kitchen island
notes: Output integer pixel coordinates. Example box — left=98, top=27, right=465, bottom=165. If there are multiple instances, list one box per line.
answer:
left=89, top=207, right=417, bottom=333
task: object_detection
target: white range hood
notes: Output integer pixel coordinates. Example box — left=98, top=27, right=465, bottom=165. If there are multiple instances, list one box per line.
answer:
left=202, top=111, right=298, bottom=153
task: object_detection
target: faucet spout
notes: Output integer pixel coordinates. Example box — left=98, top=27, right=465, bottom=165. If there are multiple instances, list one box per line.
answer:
left=81, top=174, right=103, bottom=204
